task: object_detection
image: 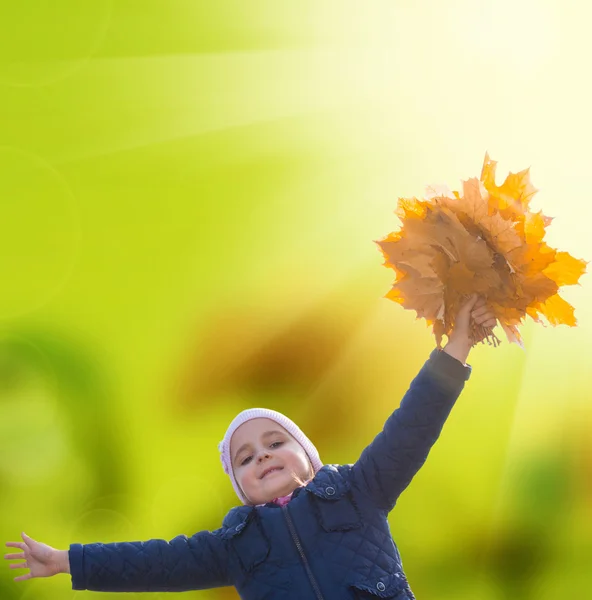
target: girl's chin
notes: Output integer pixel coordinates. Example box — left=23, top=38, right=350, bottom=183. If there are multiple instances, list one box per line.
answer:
left=268, top=482, right=299, bottom=498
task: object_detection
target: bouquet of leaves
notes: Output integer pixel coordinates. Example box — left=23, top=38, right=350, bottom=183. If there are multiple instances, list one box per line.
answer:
left=376, top=154, right=587, bottom=348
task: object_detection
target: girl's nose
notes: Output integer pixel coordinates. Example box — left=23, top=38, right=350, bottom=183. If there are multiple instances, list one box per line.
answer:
left=257, top=452, right=271, bottom=463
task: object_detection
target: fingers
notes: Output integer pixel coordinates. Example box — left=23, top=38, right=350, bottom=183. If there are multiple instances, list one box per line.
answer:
left=460, top=295, right=487, bottom=316
left=471, top=304, right=490, bottom=317
left=6, top=538, right=33, bottom=584
left=472, top=311, right=497, bottom=326
left=5, top=542, right=26, bottom=551
left=472, top=296, right=487, bottom=309
left=4, top=553, right=26, bottom=560
left=470, top=299, right=496, bottom=328
left=473, top=318, right=497, bottom=332
left=461, top=294, right=479, bottom=311
left=5, top=543, right=31, bottom=582
left=21, top=532, right=34, bottom=545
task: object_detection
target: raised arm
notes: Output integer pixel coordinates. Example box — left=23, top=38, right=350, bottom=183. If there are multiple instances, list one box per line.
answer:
left=6, top=530, right=231, bottom=593
left=351, top=295, right=496, bottom=512
left=351, top=346, right=470, bottom=512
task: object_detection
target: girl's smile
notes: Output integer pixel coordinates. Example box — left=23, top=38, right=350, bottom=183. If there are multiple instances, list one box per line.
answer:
left=260, top=466, right=284, bottom=479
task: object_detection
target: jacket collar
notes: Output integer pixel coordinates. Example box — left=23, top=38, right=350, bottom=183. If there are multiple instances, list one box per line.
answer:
left=304, top=463, right=351, bottom=499
left=222, top=464, right=352, bottom=530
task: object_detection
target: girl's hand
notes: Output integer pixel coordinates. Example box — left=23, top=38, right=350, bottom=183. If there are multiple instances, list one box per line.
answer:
left=4, top=533, right=68, bottom=581
left=444, top=294, right=497, bottom=364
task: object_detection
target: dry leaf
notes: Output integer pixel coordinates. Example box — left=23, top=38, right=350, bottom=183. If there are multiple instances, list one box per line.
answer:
left=376, top=153, right=588, bottom=348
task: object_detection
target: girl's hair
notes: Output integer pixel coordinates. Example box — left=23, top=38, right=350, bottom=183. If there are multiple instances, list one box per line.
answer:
left=288, top=459, right=315, bottom=489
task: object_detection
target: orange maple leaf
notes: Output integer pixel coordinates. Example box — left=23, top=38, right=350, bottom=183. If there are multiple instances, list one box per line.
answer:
left=376, top=154, right=588, bottom=348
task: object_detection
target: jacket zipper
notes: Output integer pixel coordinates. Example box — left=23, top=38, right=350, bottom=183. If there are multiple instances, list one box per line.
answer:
left=282, top=505, right=325, bottom=600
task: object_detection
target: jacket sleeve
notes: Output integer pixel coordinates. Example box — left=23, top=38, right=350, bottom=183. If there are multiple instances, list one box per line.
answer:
left=351, top=348, right=471, bottom=512
left=68, top=529, right=231, bottom=592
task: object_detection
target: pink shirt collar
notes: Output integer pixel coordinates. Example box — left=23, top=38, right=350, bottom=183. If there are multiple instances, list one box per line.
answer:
left=256, top=480, right=311, bottom=507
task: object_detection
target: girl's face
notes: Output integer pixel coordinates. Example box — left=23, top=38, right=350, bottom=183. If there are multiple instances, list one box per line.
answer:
left=230, top=418, right=313, bottom=505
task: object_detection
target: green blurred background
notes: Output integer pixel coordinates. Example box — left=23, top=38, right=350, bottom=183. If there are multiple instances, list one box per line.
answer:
left=1, top=1, right=591, bottom=599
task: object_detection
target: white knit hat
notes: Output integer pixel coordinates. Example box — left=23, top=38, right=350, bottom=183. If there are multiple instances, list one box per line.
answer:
left=218, top=408, right=323, bottom=504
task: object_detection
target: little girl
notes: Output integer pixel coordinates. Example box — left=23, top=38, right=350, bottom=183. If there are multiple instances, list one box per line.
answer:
left=5, top=295, right=496, bottom=599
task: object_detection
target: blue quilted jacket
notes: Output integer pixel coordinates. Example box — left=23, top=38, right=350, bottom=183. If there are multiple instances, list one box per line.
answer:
left=69, top=348, right=471, bottom=599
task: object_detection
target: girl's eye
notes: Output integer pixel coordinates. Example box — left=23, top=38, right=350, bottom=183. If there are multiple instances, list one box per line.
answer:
left=239, top=441, right=282, bottom=466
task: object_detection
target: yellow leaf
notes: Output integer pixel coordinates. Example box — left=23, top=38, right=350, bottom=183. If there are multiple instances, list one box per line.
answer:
left=537, top=293, right=577, bottom=326
left=395, top=197, right=429, bottom=221
left=520, top=272, right=559, bottom=303
left=507, top=241, right=556, bottom=276
left=498, top=167, right=538, bottom=209
left=389, top=276, right=444, bottom=320
left=477, top=211, right=523, bottom=255
left=543, top=251, right=588, bottom=287
left=480, top=153, right=538, bottom=214
left=522, top=211, right=548, bottom=244
left=459, top=178, right=489, bottom=223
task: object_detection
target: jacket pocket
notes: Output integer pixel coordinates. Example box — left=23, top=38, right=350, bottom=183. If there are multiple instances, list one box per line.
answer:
left=349, top=572, right=409, bottom=599
left=222, top=511, right=270, bottom=572
left=311, top=489, right=363, bottom=532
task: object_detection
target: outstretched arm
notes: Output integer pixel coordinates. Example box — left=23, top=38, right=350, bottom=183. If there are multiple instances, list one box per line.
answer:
left=6, top=530, right=231, bottom=592
left=351, top=295, right=496, bottom=512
